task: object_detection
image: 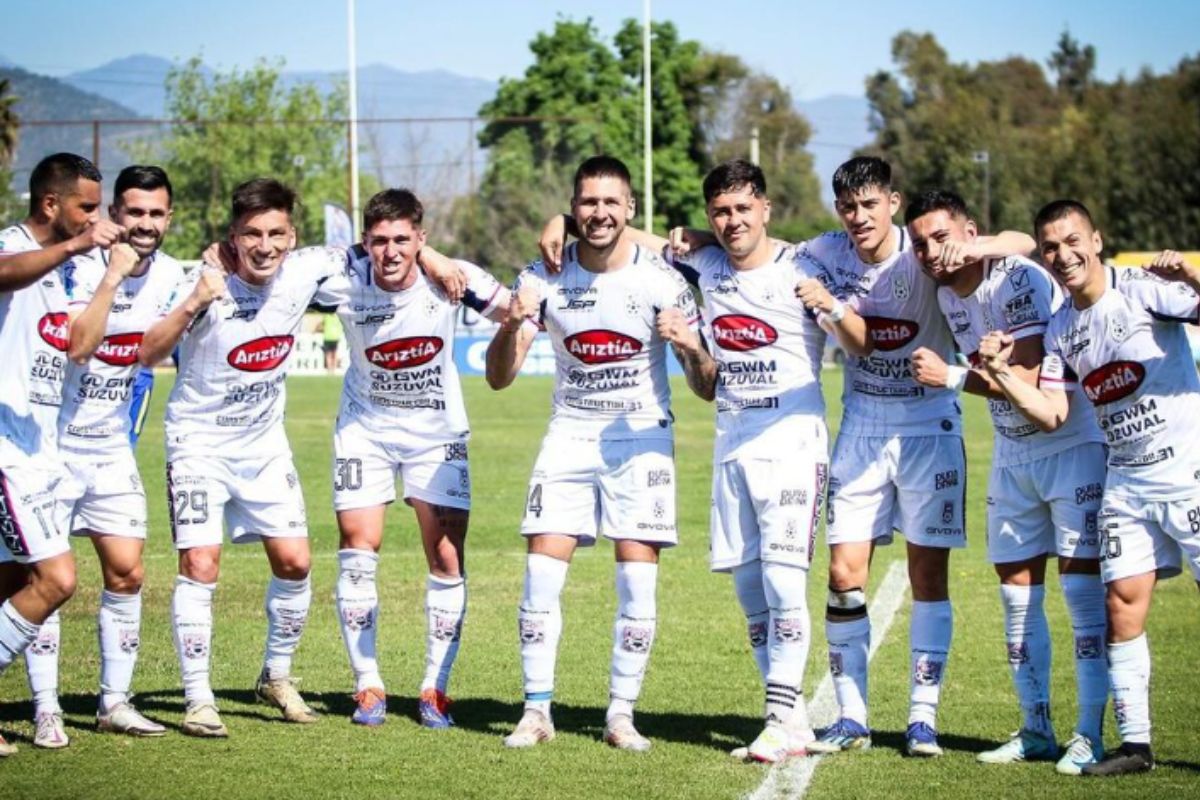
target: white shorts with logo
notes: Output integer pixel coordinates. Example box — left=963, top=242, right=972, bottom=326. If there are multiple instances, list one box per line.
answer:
left=710, top=450, right=828, bottom=572
left=333, top=420, right=471, bottom=512
left=520, top=433, right=677, bottom=547
left=0, top=444, right=70, bottom=565
left=167, top=451, right=308, bottom=549
left=826, top=433, right=966, bottom=549
left=1097, top=490, right=1200, bottom=583
left=59, top=449, right=148, bottom=539
left=987, top=443, right=1105, bottom=564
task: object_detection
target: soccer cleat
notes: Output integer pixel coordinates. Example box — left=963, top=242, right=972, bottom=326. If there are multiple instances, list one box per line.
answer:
left=255, top=672, right=318, bottom=724
left=806, top=718, right=871, bottom=754
left=977, top=729, right=1058, bottom=764
left=418, top=688, right=454, bottom=729
left=503, top=709, right=555, bottom=748
left=603, top=714, right=651, bottom=752
left=97, top=701, right=167, bottom=737
left=731, top=723, right=811, bottom=761
left=746, top=723, right=805, bottom=763
left=905, top=722, right=944, bottom=758
left=33, top=711, right=69, bottom=749
left=1081, top=742, right=1154, bottom=776
left=0, top=732, right=15, bottom=757
left=181, top=703, right=228, bottom=738
left=1056, top=732, right=1103, bottom=776
left=351, top=687, right=387, bottom=727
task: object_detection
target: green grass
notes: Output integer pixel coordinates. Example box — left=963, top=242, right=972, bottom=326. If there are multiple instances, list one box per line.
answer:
left=0, top=373, right=1197, bottom=799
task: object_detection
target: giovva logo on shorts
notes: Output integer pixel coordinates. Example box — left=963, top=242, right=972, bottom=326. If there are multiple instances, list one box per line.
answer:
left=711, top=314, right=778, bottom=352
left=226, top=335, right=295, bottom=371
left=1082, top=360, right=1145, bottom=405
left=365, top=336, right=443, bottom=370
left=564, top=330, right=643, bottom=365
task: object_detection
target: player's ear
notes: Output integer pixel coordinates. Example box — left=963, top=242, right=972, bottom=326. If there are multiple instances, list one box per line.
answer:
left=1092, top=229, right=1103, bottom=255
left=626, top=194, right=636, bottom=223
left=888, top=191, right=902, bottom=217
left=964, top=218, right=977, bottom=239
left=762, top=198, right=772, bottom=226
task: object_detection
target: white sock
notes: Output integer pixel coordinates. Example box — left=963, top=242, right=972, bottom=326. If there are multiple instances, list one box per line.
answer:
left=263, top=575, right=311, bottom=680
left=1108, top=633, right=1151, bottom=745
left=519, top=553, right=568, bottom=718
left=422, top=573, right=466, bottom=694
left=25, top=609, right=61, bottom=715
left=607, top=561, right=658, bottom=723
left=826, top=590, right=870, bottom=726
left=336, top=549, right=382, bottom=692
left=763, top=562, right=809, bottom=726
left=999, top=583, right=1053, bottom=737
left=173, top=576, right=216, bottom=707
left=732, top=561, right=770, bottom=681
left=909, top=599, right=952, bottom=728
left=98, top=590, right=142, bottom=712
left=1060, top=573, right=1107, bottom=740
left=0, top=599, right=39, bottom=673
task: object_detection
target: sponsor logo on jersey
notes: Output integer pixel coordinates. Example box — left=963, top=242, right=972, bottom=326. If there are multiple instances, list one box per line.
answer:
left=564, top=330, right=643, bottom=364
left=226, top=335, right=295, bottom=372
left=711, top=314, right=778, bottom=351
left=94, top=331, right=144, bottom=366
left=365, top=336, right=444, bottom=370
left=37, top=312, right=70, bottom=351
left=1082, top=360, right=1144, bottom=405
left=862, top=316, right=919, bottom=351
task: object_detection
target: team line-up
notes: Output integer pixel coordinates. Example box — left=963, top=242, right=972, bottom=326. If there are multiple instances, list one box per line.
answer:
left=0, top=151, right=1197, bottom=779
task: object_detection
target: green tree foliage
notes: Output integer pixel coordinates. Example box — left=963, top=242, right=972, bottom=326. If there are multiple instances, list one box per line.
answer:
left=862, top=30, right=1200, bottom=251
left=148, top=57, right=356, bottom=257
left=0, top=78, right=23, bottom=222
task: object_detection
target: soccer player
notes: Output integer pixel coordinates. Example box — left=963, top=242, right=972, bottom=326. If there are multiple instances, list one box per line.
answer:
left=793, top=157, right=1034, bottom=757
left=978, top=200, right=1200, bottom=776
left=489, top=156, right=713, bottom=751
left=140, top=178, right=345, bottom=738
left=905, top=190, right=1107, bottom=774
left=0, top=153, right=122, bottom=755
left=21, top=165, right=182, bottom=748
left=326, top=188, right=510, bottom=727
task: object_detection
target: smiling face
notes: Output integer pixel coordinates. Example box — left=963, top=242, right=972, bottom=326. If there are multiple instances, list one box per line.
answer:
left=364, top=216, right=425, bottom=290
left=908, top=208, right=976, bottom=287
left=835, top=185, right=901, bottom=261
left=1037, top=211, right=1104, bottom=296
left=230, top=208, right=294, bottom=285
left=571, top=175, right=634, bottom=253
left=112, top=187, right=172, bottom=259
left=706, top=184, right=771, bottom=262
left=47, top=178, right=102, bottom=243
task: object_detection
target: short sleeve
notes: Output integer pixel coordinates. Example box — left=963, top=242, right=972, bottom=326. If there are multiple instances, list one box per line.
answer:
left=460, top=260, right=507, bottom=317
left=1038, top=327, right=1077, bottom=392
left=1118, top=268, right=1200, bottom=324
left=996, top=260, right=1055, bottom=339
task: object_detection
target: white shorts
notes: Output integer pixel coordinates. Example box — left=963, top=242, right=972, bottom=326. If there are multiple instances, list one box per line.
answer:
left=1097, top=490, right=1200, bottom=583
left=332, top=421, right=471, bottom=512
left=826, top=433, right=966, bottom=549
left=59, top=450, right=148, bottom=539
left=520, top=433, right=677, bottom=547
left=986, top=443, right=1105, bottom=564
left=0, top=446, right=70, bottom=565
left=710, top=450, right=828, bottom=572
left=167, top=452, right=308, bottom=549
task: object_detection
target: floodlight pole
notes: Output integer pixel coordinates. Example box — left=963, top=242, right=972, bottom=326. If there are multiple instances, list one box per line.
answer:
left=347, top=0, right=361, bottom=239
left=642, top=0, right=653, bottom=233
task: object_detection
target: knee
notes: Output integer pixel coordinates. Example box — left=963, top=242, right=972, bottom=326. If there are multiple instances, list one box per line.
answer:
left=828, top=559, right=864, bottom=592
left=33, top=557, right=77, bottom=606
left=273, top=557, right=311, bottom=581
left=105, top=562, right=145, bottom=594
left=180, top=550, right=220, bottom=584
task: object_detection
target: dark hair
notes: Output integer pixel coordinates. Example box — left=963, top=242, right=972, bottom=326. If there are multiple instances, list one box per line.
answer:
left=832, top=156, right=892, bottom=199
left=572, top=155, right=632, bottom=198
left=1033, top=199, right=1095, bottom=234
left=230, top=178, right=296, bottom=225
left=114, top=165, right=173, bottom=205
left=29, top=153, right=102, bottom=216
left=702, top=159, right=766, bottom=204
left=363, top=188, right=423, bottom=231
left=904, top=189, right=969, bottom=225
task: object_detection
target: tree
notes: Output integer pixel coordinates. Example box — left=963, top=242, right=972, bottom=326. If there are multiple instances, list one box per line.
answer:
left=1048, top=30, right=1096, bottom=103
left=145, top=57, right=359, bottom=257
left=0, top=78, right=22, bottom=222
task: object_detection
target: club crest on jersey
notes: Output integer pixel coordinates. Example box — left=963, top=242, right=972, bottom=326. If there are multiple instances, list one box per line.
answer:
left=37, top=312, right=70, bottom=352
left=891, top=272, right=911, bottom=301
left=862, top=316, right=919, bottom=351
left=711, top=314, right=778, bottom=352
left=94, top=332, right=144, bottom=366
left=564, top=330, right=642, bottom=365
left=1107, top=313, right=1131, bottom=343
left=365, top=336, right=444, bottom=370
left=1082, top=360, right=1145, bottom=405
left=227, top=335, right=294, bottom=372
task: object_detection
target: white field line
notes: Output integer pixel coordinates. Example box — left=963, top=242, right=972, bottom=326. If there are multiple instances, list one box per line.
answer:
left=747, top=559, right=909, bottom=800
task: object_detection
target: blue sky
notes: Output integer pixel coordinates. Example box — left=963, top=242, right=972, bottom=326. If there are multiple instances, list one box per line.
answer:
left=6, top=0, right=1197, bottom=99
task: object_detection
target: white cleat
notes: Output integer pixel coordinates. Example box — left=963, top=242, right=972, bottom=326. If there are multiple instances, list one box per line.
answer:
left=97, top=701, right=167, bottom=737
left=180, top=703, right=229, bottom=738
left=33, top=711, right=69, bottom=749
left=603, top=714, right=651, bottom=752
left=1056, top=732, right=1102, bottom=776
left=503, top=709, right=555, bottom=748
left=732, top=723, right=812, bottom=761
left=0, top=732, right=16, bottom=757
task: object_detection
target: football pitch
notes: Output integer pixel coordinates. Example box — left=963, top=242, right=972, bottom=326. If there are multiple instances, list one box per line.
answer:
left=1, top=373, right=1198, bottom=799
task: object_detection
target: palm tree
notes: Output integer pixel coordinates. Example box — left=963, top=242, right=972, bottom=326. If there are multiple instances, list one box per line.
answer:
left=0, top=78, right=18, bottom=166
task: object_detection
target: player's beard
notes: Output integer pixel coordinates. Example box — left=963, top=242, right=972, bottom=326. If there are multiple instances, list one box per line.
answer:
left=126, top=228, right=163, bottom=259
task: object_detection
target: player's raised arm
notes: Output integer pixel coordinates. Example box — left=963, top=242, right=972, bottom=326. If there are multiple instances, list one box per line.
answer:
left=67, top=243, right=141, bottom=363
left=485, top=280, right=541, bottom=390
left=418, top=245, right=467, bottom=301
left=912, top=337, right=1043, bottom=398
left=139, top=268, right=225, bottom=366
left=657, top=306, right=716, bottom=401
left=978, top=330, right=1070, bottom=431
left=0, top=219, right=123, bottom=293
left=969, top=229, right=1037, bottom=264
left=1143, top=249, right=1200, bottom=305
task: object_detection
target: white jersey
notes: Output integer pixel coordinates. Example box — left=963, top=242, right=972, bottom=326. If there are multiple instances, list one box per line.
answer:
left=671, top=243, right=826, bottom=462
left=1041, top=266, right=1200, bottom=500
left=799, top=226, right=960, bottom=437
left=937, top=256, right=1101, bottom=467
left=164, top=245, right=345, bottom=458
left=0, top=224, right=70, bottom=459
left=58, top=249, right=183, bottom=457
left=515, top=242, right=699, bottom=439
left=330, top=247, right=505, bottom=449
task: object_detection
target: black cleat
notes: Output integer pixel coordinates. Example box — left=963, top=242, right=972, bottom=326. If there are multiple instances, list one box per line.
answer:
left=1081, top=742, right=1154, bottom=776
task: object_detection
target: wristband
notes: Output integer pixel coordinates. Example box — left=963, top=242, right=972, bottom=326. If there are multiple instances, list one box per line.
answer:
left=944, top=365, right=968, bottom=392
left=825, top=299, right=846, bottom=323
